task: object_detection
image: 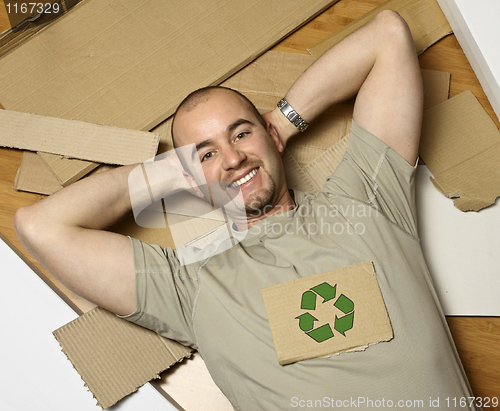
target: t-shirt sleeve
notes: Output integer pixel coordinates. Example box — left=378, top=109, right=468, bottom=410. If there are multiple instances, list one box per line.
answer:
left=118, top=237, right=198, bottom=348
left=320, top=120, right=418, bottom=238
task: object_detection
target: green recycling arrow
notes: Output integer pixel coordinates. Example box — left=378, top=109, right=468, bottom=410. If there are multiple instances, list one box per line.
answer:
left=310, top=282, right=336, bottom=303
left=301, top=290, right=317, bottom=310
left=334, top=312, right=354, bottom=336
left=295, top=312, right=318, bottom=332
left=307, top=324, right=334, bottom=342
left=296, top=282, right=355, bottom=342
left=334, top=294, right=354, bottom=314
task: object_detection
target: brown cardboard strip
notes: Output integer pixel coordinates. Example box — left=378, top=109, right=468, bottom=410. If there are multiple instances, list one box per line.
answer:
left=419, top=90, right=500, bottom=211
left=308, top=0, right=452, bottom=58
left=53, top=307, right=192, bottom=409
left=261, top=261, right=393, bottom=365
left=0, top=110, right=160, bottom=165
left=1, top=0, right=337, bottom=188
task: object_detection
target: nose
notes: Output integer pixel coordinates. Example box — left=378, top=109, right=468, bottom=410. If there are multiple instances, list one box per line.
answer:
left=221, top=143, right=246, bottom=170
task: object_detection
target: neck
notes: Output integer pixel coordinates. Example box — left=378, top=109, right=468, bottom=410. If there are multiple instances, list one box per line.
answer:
left=233, top=188, right=296, bottom=231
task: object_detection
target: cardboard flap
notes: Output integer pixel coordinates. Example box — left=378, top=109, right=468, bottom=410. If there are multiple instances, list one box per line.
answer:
left=13, top=151, right=63, bottom=195
left=0, top=110, right=160, bottom=165
left=38, top=152, right=99, bottom=186
left=261, top=261, right=393, bottom=365
left=308, top=0, right=452, bottom=58
left=53, top=307, right=192, bottom=409
left=420, top=90, right=500, bottom=211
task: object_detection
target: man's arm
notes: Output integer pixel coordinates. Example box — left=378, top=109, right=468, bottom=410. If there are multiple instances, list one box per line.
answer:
left=266, top=10, right=423, bottom=165
left=14, top=154, right=196, bottom=316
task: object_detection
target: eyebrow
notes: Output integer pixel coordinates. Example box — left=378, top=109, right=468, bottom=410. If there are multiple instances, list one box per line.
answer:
left=226, top=118, right=253, bottom=132
left=194, top=118, right=254, bottom=154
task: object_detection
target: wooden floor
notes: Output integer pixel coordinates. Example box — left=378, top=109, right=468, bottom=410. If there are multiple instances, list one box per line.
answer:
left=0, top=0, right=499, bottom=408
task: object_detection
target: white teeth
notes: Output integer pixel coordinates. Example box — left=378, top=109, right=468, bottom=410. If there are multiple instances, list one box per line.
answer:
left=229, top=168, right=258, bottom=187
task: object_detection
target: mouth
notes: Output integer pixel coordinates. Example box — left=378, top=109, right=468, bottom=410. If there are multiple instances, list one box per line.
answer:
left=228, top=167, right=259, bottom=188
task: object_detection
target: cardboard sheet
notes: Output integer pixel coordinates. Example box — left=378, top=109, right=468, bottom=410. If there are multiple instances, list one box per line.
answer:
left=0, top=109, right=160, bottom=165
left=308, top=0, right=452, bottom=58
left=0, top=233, right=180, bottom=411
left=53, top=307, right=192, bottom=409
left=261, top=261, right=393, bottom=365
left=0, top=0, right=337, bottom=185
left=419, top=90, right=500, bottom=211
left=416, top=166, right=500, bottom=316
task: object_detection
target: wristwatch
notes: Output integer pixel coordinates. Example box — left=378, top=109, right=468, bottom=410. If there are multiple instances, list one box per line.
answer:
left=277, top=98, right=309, bottom=132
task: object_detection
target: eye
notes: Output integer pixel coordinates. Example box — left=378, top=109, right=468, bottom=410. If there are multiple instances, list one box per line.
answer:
left=201, top=151, right=215, bottom=162
left=234, top=132, right=248, bottom=141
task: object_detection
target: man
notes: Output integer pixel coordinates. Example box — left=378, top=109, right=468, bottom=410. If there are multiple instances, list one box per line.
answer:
left=15, top=10, right=478, bottom=410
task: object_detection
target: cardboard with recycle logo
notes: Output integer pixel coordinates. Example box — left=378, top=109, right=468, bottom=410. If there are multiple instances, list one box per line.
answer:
left=261, top=261, right=393, bottom=365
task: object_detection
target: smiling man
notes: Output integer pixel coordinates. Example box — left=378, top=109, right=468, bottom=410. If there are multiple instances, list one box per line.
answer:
left=15, top=10, right=479, bottom=411
left=172, top=87, right=295, bottom=227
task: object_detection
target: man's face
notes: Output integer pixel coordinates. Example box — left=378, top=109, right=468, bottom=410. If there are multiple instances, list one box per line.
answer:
left=173, top=89, right=288, bottom=216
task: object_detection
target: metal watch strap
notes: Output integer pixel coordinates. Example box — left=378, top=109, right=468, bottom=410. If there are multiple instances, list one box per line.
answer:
left=277, top=98, right=309, bottom=132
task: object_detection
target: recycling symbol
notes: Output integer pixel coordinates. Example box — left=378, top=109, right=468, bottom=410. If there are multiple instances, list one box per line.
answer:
left=295, top=282, right=354, bottom=343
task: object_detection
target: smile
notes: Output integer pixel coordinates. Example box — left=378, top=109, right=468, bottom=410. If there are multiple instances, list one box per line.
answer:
left=228, top=168, right=259, bottom=188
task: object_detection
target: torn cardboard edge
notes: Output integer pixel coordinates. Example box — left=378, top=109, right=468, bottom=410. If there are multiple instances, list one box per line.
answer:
left=308, top=0, right=453, bottom=58
left=0, top=109, right=160, bottom=165
left=53, top=306, right=193, bottom=410
left=261, top=261, right=393, bottom=365
left=419, top=89, right=500, bottom=212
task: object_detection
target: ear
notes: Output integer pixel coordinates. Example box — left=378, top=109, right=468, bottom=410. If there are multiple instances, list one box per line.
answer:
left=267, top=121, right=285, bottom=154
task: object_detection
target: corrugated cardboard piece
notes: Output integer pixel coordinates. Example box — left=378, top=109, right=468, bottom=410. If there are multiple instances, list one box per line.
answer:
left=261, top=261, right=393, bottom=365
left=309, top=0, right=452, bottom=58
left=53, top=306, right=192, bottom=409
left=419, top=90, right=500, bottom=212
left=0, top=0, right=337, bottom=186
left=0, top=110, right=160, bottom=165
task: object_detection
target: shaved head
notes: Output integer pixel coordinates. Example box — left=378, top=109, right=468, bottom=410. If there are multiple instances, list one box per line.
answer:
left=171, top=86, right=266, bottom=148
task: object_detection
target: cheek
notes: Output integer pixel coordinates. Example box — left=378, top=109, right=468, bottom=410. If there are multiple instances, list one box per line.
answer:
left=201, top=162, right=220, bottom=183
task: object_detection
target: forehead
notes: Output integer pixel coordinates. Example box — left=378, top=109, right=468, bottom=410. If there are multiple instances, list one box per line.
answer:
left=173, top=90, right=256, bottom=146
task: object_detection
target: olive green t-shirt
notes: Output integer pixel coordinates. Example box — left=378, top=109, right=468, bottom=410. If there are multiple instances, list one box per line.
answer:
left=122, top=121, right=477, bottom=410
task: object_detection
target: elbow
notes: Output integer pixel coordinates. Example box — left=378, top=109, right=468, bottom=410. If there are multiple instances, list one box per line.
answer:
left=14, top=206, right=41, bottom=252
